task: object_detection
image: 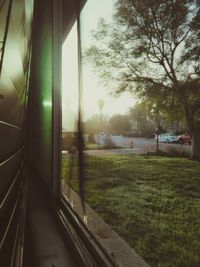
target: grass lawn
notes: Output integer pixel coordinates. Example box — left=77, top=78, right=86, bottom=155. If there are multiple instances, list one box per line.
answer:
left=84, top=143, right=99, bottom=150
left=62, top=154, right=200, bottom=267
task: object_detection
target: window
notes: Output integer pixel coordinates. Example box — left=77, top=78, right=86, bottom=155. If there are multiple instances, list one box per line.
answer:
left=61, top=1, right=200, bottom=266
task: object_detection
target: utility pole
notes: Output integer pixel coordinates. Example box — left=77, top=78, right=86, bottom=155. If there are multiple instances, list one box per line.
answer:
left=98, top=98, right=104, bottom=148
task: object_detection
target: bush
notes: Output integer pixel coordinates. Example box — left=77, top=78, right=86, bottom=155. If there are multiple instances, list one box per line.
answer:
left=102, top=134, right=116, bottom=149
left=62, top=132, right=77, bottom=150
left=165, top=145, right=190, bottom=157
left=88, top=134, right=95, bottom=143
left=146, top=146, right=190, bottom=158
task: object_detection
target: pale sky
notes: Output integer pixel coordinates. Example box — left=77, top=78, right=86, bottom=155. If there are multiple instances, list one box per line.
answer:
left=62, top=0, right=136, bottom=130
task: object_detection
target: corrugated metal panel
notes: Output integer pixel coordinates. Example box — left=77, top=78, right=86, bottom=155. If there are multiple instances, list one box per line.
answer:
left=0, top=0, right=32, bottom=127
left=0, top=122, right=22, bottom=162
left=0, top=149, right=23, bottom=197
left=0, top=0, right=34, bottom=264
left=0, top=0, right=33, bottom=168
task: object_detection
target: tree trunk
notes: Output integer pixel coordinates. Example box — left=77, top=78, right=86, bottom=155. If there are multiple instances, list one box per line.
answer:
left=192, top=130, right=200, bottom=161
left=184, top=104, right=200, bottom=161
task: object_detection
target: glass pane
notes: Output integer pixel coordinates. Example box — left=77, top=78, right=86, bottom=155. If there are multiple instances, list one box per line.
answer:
left=62, top=23, right=79, bottom=200
left=62, top=1, right=200, bottom=266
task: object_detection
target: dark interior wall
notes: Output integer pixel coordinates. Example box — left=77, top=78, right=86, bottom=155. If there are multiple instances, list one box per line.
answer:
left=0, top=0, right=34, bottom=263
left=0, top=0, right=33, bottom=205
left=28, top=0, right=53, bottom=186
left=0, top=0, right=87, bottom=197
left=62, top=0, right=87, bottom=40
left=28, top=0, right=86, bottom=198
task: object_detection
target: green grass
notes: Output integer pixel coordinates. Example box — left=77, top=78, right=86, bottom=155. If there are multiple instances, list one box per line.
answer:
left=62, top=154, right=200, bottom=267
left=85, top=143, right=99, bottom=150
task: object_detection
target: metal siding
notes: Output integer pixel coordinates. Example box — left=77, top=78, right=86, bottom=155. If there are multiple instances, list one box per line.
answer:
left=0, top=0, right=33, bottom=184
left=0, top=149, right=23, bottom=198
left=0, top=122, right=22, bottom=162
left=0, top=0, right=34, bottom=262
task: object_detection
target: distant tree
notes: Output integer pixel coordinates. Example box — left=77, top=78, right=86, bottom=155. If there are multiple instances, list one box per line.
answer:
left=138, top=97, right=186, bottom=132
left=108, top=114, right=131, bottom=135
left=85, top=0, right=200, bottom=160
left=84, top=114, right=108, bottom=135
left=129, top=102, right=156, bottom=137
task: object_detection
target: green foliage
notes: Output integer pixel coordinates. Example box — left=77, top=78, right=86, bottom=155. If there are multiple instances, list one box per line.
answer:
left=83, top=114, right=108, bottom=134
left=85, top=0, right=200, bottom=158
left=86, top=0, right=200, bottom=92
left=108, top=114, right=131, bottom=134
left=85, top=143, right=99, bottom=150
left=62, top=132, right=77, bottom=150
left=129, top=101, right=156, bottom=136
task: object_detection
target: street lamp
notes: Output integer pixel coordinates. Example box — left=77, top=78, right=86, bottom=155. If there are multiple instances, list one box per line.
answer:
left=98, top=98, right=104, bottom=121
left=97, top=98, right=104, bottom=148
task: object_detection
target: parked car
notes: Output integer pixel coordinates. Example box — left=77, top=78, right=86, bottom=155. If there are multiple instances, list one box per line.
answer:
left=178, top=133, right=192, bottom=144
left=155, top=133, right=178, bottom=143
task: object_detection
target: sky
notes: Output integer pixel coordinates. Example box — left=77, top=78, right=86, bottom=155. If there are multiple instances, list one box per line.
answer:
left=62, top=0, right=136, bottom=130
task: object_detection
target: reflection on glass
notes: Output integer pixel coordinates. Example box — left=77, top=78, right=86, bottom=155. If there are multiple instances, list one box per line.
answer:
left=62, top=23, right=79, bottom=199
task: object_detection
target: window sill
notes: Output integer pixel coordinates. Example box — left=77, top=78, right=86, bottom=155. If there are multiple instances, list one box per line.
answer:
left=61, top=185, right=149, bottom=267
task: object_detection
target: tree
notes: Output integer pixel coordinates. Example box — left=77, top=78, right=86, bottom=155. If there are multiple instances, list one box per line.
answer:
left=84, top=114, right=108, bottom=135
left=129, top=101, right=156, bottom=137
left=85, top=0, right=200, bottom=160
left=108, top=114, right=131, bottom=135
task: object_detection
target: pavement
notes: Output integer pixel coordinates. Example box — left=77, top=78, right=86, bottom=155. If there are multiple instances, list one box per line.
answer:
left=84, top=148, right=147, bottom=156
left=62, top=137, right=192, bottom=156
left=92, top=136, right=191, bottom=155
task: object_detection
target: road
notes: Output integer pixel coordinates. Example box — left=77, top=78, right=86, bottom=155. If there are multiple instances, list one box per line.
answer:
left=63, top=137, right=192, bottom=156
